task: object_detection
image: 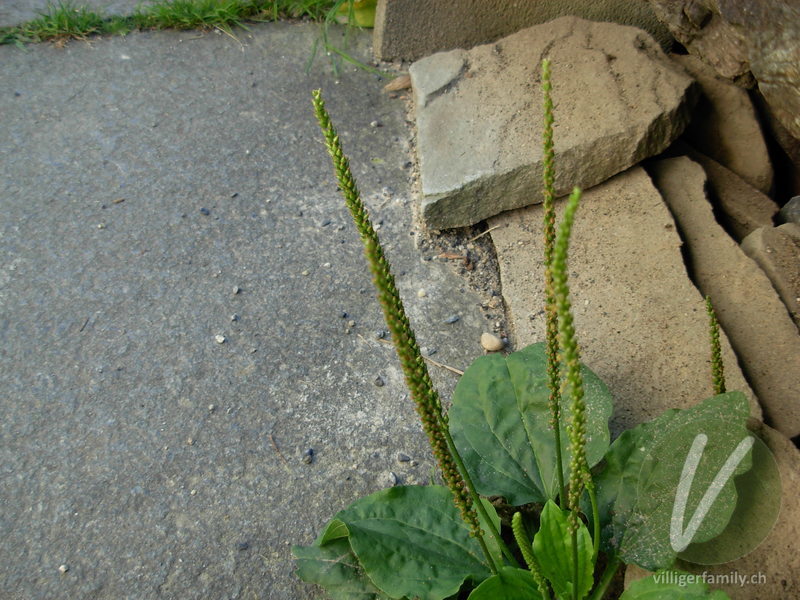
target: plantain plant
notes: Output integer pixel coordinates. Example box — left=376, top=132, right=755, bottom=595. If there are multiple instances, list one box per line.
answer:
left=293, top=61, right=764, bottom=599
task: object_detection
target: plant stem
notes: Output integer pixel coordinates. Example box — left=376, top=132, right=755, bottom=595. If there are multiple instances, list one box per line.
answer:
left=541, top=58, right=567, bottom=509
left=312, top=88, right=499, bottom=573
left=589, top=554, right=622, bottom=600
left=588, top=484, right=600, bottom=561
left=443, top=428, right=517, bottom=569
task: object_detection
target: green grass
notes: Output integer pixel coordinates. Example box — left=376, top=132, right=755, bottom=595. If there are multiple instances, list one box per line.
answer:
left=0, top=0, right=341, bottom=45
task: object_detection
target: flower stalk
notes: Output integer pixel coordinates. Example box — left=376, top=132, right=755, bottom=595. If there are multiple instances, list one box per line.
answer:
left=541, top=58, right=567, bottom=508
left=706, top=296, right=726, bottom=395
left=312, top=89, right=508, bottom=572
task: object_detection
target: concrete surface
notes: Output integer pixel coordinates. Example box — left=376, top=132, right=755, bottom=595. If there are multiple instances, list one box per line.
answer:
left=373, top=0, right=672, bottom=62
left=489, top=166, right=758, bottom=436
left=0, top=23, right=491, bottom=599
left=0, top=0, right=142, bottom=27
left=410, top=16, right=695, bottom=230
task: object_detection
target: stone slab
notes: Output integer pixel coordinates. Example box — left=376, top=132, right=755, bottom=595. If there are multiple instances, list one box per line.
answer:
left=489, top=166, right=758, bottom=437
left=673, top=53, right=773, bottom=194
left=682, top=146, right=778, bottom=242
left=374, top=0, right=672, bottom=62
left=741, top=224, right=800, bottom=328
left=649, top=157, right=800, bottom=438
left=411, top=16, right=696, bottom=230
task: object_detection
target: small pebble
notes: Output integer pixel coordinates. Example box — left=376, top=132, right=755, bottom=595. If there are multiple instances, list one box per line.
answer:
left=387, top=471, right=398, bottom=486
left=97, top=223, right=106, bottom=229
left=320, top=219, right=331, bottom=227
left=481, top=332, right=504, bottom=352
left=302, top=448, right=314, bottom=464
left=322, top=262, right=331, bottom=268
left=375, top=330, right=387, bottom=339
left=370, top=120, right=381, bottom=128
left=199, top=207, right=210, bottom=216
left=58, top=565, right=69, bottom=574
left=215, top=335, right=226, bottom=344
left=340, top=311, right=348, bottom=319
left=397, top=452, right=411, bottom=463
left=230, top=314, right=239, bottom=322
left=417, top=289, right=427, bottom=298
left=208, top=404, right=216, bottom=412
left=230, top=192, right=238, bottom=198
left=301, top=270, right=309, bottom=276
left=237, top=541, right=250, bottom=551
left=347, top=320, right=356, bottom=328
left=444, top=315, right=460, bottom=324
left=374, top=376, right=385, bottom=387
left=190, top=489, right=197, bottom=496
left=232, top=286, right=241, bottom=295
left=186, top=437, right=195, bottom=446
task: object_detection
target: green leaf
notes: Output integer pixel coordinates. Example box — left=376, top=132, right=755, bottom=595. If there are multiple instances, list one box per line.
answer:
left=620, top=571, right=731, bottom=599
left=293, top=537, right=397, bottom=600
left=449, top=343, right=612, bottom=505
left=319, top=485, right=502, bottom=600
left=467, top=567, right=545, bottom=600
left=592, top=392, right=753, bottom=571
left=532, top=500, right=594, bottom=600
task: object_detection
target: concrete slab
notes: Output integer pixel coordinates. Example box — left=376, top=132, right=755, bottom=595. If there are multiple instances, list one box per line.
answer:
left=0, top=24, right=490, bottom=599
left=410, top=16, right=696, bottom=230
left=489, top=166, right=758, bottom=437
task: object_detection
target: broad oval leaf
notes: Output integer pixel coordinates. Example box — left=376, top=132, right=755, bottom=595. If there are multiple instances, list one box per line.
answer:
left=449, top=342, right=612, bottom=505
left=320, top=485, right=503, bottom=600
left=467, top=567, right=544, bottom=600
left=620, top=571, right=731, bottom=599
left=532, top=499, right=594, bottom=600
left=293, top=537, right=399, bottom=600
left=592, top=392, right=753, bottom=571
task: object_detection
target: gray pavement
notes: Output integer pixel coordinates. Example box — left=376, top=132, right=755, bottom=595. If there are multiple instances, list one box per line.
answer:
left=1, top=23, right=489, bottom=599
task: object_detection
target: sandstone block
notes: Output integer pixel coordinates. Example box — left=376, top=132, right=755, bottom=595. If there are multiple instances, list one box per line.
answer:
left=673, top=53, right=773, bottom=193
left=489, top=166, right=758, bottom=436
left=741, top=224, right=800, bottom=328
left=649, top=157, right=800, bottom=437
left=683, top=147, right=778, bottom=242
left=411, top=16, right=696, bottom=230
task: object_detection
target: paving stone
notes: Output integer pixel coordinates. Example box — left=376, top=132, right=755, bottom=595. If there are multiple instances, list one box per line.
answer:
left=489, top=166, right=758, bottom=437
left=649, top=157, right=800, bottom=438
left=410, top=16, right=697, bottom=230
left=673, top=53, right=773, bottom=194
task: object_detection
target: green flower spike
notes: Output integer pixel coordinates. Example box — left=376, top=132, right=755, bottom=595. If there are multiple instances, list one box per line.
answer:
left=541, top=58, right=567, bottom=507
left=311, top=89, right=508, bottom=573
left=706, top=295, right=726, bottom=395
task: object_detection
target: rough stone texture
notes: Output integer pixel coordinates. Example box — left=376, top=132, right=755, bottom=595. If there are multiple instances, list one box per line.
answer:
left=648, top=0, right=800, bottom=142
left=741, top=224, right=800, bottom=329
left=489, top=166, right=758, bottom=437
left=681, top=146, right=779, bottom=242
left=0, top=0, right=141, bottom=27
left=625, top=419, right=800, bottom=599
left=649, top=157, right=800, bottom=438
left=672, top=53, right=773, bottom=194
left=0, top=24, right=490, bottom=600
left=373, top=0, right=672, bottom=62
left=780, top=196, right=800, bottom=225
left=411, top=16, right=697, bottom=230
